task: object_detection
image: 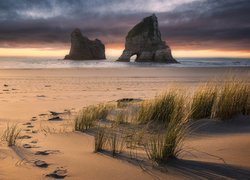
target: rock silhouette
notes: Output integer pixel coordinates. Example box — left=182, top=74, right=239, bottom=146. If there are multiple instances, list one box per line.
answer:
left=64, top=28, right=106, bottom=60
left=117, top=14, right=177, bottom=63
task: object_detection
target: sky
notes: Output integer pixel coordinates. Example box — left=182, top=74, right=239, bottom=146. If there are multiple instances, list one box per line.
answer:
left=0, top=0, right=250, bottom=58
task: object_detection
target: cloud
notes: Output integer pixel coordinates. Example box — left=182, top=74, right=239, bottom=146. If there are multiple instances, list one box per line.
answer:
left=0, top=0, right=249, bottom=52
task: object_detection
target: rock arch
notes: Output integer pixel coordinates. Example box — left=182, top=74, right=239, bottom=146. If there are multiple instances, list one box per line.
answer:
left=117, top=14, right=178, bottom=63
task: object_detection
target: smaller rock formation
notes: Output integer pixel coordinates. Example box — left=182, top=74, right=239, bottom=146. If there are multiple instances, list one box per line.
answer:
left=64, top=28, right=106, bottom=60
left=117, top=14, right=177, bottom=63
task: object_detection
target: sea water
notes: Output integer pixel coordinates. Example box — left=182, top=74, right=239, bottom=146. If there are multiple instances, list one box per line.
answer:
left=0, top=57, right=249, bottom=69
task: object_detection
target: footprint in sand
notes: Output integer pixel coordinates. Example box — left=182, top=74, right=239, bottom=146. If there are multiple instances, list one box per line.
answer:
left=35, top=151, right=50, bottom=156
left=23, top=122, right=32, bottom=126
left=23, top=144, right=39, bottom=149
left=24, top=129, right=31, bottom=132
left=35, top=150, right=60, bottom=156
left=27, top=125, right=34, bottom=128
left=48, top=116, right=63, bottom=121
left=30, top=140, right=38, bottom=144
left=30, top=117, right=37, bottom=121
left=19, top=135, right=32, bottom=139
left=31, top=130, right=38, bottom=134
left=23, top=144, right=32, bottom=148
left=46, top=168, right=67, bottom=179
left=34, top=160, right=49, bottom=168
left=37, top=95, right=46, bottom=98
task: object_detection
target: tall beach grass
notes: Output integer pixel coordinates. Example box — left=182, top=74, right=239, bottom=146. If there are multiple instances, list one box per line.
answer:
left=212, top=80, right=250, bottom=120
left=144, top=106, right=189, bottom=164
left=75, top=104, right=113, bottom=131
left=76, top=78, right=249, bottom=164
left=136, top=89, right=186, bottom=125
left=94, top=127, right=107, bottom=152
left=191, top=84, right=217, bottom=120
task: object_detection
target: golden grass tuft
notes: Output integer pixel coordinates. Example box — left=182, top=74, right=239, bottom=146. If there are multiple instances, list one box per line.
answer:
left=1, top=124, right=22, bottom=146
left=74, top=104, right=114, bottom=131
left=212, top=80, right=250, bottom=120
left=136, top=89, right=186, bottom=125
left=107, top=130, right=126, bottom=156
left=114, top=110, right=129, bottom=125
left=191, top=84, right=217, bottom=120
left=144, top=108, right=189, bottom=164
left=94, top=127, right=107, bottom=153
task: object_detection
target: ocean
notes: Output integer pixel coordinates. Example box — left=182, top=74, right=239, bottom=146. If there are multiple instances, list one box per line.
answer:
left=0, top=57, right=249, bottom=69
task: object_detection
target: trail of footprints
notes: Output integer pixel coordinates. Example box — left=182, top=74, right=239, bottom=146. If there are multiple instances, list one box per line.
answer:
left=21, top=112, right=68, bottom=179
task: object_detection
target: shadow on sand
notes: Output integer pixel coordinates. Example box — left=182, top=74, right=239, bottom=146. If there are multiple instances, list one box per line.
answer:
left=166, top=159, right=250, bottom=179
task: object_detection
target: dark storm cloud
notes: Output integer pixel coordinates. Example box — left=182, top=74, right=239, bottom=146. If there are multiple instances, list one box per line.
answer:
left=158, top=0, right=250, bottom=50
left=0, top=0, right=250, bottom=51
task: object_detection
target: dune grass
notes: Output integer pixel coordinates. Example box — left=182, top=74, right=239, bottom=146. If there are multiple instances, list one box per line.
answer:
left=78, top=79, right=249, bottom=164
left=107, top=130, right=126, bottom=156
left=94, top=127, right=125, bottom=156
left=74, top=104, right=113, bottom=131
left=136, top=89, right=185, bottom=125
left=94, top=127, right=107, bottom=153
left=114, top=110, right=129, bottom=125
left=191, top=84, right=217, bottom=120
left=1, top=124, right=21, bottom=146
left=212, top=80, right=250, bottom=120
left=144, top=108, right=189, bottom=164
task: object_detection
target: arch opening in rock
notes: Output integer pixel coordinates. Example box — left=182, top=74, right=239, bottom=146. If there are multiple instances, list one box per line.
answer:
left=117, top=14, right=177, bottom=63
left=130, top=54, right=138, bottom=62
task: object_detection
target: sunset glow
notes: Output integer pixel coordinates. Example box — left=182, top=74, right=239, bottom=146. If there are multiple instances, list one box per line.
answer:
left=1, top=47, right=249, bottom=59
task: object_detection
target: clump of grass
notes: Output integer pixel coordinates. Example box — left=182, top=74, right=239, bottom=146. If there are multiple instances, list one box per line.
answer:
left=1, top=124, right=22, bottom=146
left=114, top=110, right=129, bottom=124
left=94, top=127, right=107, bottom=153
left=191, top=84, right=217, bottom=120
left=94, top=127, right=126, bottom=156
left=212, top=80, right=250, bottom=120
left=75, top=104, right=113, bottom=131
left=144, top=110, right=189, bottom=164
left=136, top=89, right=185, bottom=125
left=108, top=131, right=125, bottom=156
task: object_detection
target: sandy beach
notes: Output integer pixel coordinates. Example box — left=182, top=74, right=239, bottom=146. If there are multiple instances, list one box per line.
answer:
left=0, top=67, right=250, bottom=179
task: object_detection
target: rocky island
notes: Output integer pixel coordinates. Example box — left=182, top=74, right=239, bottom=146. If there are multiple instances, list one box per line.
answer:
left=117, top=14, right=177, bottom=63
left=64, top=28, right=106, bottom=60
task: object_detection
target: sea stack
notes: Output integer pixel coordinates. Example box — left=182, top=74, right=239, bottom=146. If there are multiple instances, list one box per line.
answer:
left=64, top=28, right=106, bottom=60
left=117, top=14, right=177, bottom=63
